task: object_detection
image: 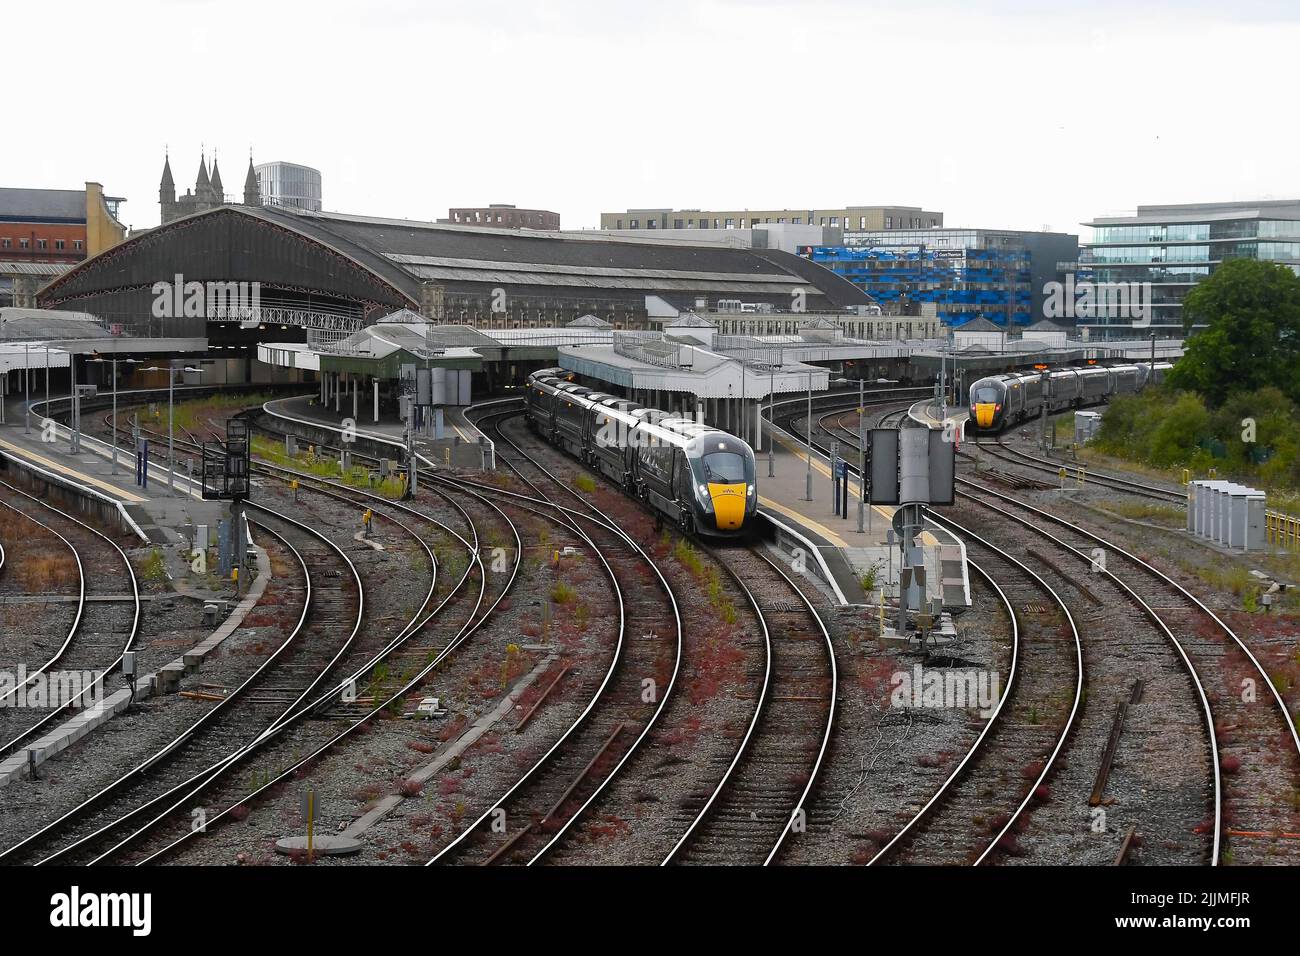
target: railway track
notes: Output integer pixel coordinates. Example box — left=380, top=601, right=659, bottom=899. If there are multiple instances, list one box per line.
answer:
left=463, top=405, right=844, bottom=866
left=426, top=405, right=684, bottom=865
left=970, top=440, right=1186, bottom=502
left=950, top=483, right=1220, bottom=862
left=110, top=437, right=525, bottom=863
left=790, top=395, right=1222, bottom=864
left=870, top=514, right=1082, bottom=864
left=663, top=546, right=836, bottom=866
left=0, top=502, right=363, bottom=866
left=952, top=480, right=1300, bottom=865
left=0, top=479, right=141, bottom=760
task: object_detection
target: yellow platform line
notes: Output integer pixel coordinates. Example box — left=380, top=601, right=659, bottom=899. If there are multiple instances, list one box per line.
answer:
left=759, top=496, right=851, bottom=549
left=769, top=430, right=939, bottom=546
left=0, top=436, right=147, bottom=504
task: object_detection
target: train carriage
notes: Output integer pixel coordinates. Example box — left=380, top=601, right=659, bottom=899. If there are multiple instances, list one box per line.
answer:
left=968, top=362, right=1173, bottom=432
left=526, top=368, right=757, bottom=538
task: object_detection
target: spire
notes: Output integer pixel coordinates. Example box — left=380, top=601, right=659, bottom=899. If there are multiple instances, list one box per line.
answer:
left=243, top=152, right=261, bottom=207
left=210, top=154, right=224, bottom=204
left=200, top=157, right=213, bottom=196
left=159, top=150, right=176, bottom=223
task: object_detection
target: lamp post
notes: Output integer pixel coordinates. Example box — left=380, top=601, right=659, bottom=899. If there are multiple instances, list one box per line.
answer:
left=1149, top=330, right=1157, bottom=382
left=23, top=341, right=30, bottom=435
left=89, top=356, right=137, bottom=474
left=142, top=363, right=200, bottom=495
left=768, top=358, right=776, bottom=478
left=804, top=371, right=813, bottom=501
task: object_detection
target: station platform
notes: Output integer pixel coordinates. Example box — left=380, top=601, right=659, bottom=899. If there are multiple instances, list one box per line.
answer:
left=908, top=398, right=971, bottom=433
left=759, top=416, right=970, bottom=610
left=261, top=395, right=491, bottom=469
left=0, top=395, right=226, bottom=549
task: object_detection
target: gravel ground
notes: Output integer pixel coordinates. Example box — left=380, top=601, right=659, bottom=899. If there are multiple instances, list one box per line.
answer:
left=783, top=571, right=1010, bottom=864
left=963, top=436, right=1300, bottom=865
left=0, top=532, right=300, bottom=852
left=950, top=495, right=1210, bottom=866
left=146, top=473, right=620, bottom=865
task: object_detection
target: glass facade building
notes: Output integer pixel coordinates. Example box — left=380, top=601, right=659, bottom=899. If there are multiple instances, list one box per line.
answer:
left=255, top=161, right=323, bottom=212
left=1080, top=200, right=1300, bottom=339
left=801, top=228, right=1077, bottom=330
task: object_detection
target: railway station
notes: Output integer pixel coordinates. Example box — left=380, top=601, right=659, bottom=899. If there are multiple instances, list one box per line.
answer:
left=0, top=84, right=1279, bottom=892
left=13, top=0, right=1300, bottom=934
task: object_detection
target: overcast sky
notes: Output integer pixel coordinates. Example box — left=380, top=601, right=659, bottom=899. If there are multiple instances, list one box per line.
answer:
left=10, top=0, right=1298, bottom=236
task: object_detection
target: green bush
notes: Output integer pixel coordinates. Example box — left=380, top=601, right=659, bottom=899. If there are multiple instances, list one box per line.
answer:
left=1093, top=385, right=1300, bottom=488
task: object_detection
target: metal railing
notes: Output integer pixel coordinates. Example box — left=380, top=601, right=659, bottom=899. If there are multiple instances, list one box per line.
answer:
left=612, top=331, right=687, bottom=369
left=1266, top=511, right=1300, bottom=550
left=207, top=304, right=365, bottom=333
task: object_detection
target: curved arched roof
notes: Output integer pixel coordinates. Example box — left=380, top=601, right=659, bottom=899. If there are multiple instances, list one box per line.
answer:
left=40, top=204, right=874, bottom=315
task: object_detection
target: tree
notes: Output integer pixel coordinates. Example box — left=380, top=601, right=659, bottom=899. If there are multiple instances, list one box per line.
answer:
left=1166, top=259, right=1300, bottom=406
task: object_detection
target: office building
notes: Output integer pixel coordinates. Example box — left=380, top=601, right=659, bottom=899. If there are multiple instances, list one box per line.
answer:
left=442, top=204, right=560, bottom=230
left=255, top=161, right=322, bottom=212
left=1081, top=199, right=1300, bottom=338
left=600, top=204, right=943, bottom=232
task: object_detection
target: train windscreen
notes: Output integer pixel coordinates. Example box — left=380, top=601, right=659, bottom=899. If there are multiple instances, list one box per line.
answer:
left=701, top=452, right=747, bottom=484
left=973, top=386, right=1000, bottom=403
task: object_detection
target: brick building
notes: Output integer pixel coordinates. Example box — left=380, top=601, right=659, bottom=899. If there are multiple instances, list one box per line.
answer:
left=441, top=204, right=560, bottom=230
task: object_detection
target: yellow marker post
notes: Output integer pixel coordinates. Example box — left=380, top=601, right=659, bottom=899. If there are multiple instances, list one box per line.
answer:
left=1181, top=468, right=1190, bottom=486
left=305, top=790, right=315, bottom=862
left=1058, top=466, right=1067, bottom=490
left=291, top=478, right=299, bottom=502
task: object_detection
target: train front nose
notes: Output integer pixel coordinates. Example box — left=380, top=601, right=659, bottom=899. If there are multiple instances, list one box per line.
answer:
left=708, top=483, right=747, bottom=531
left=973, top=403, right=997, bottom=428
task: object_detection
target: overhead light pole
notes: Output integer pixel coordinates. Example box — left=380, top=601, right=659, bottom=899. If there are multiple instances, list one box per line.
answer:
left=89, top=355, right=137, bottom=474
left=768, top=354, right=776, bottom=478
left=804, top=371, right=813, bottom=501
left=142, top=362, right=201, bottom=495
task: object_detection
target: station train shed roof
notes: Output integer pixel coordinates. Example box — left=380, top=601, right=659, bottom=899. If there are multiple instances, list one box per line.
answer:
left=37, top=204, right=872, bottom=337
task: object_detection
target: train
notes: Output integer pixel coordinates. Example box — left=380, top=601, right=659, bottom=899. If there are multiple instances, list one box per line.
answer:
left=525, top=368, right=758, bottom=538
left=968, top=362, right=1174, bottom=432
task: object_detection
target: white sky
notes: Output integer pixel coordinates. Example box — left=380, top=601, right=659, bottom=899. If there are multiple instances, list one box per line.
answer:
left=9, top=0, right=1298, bottom=236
